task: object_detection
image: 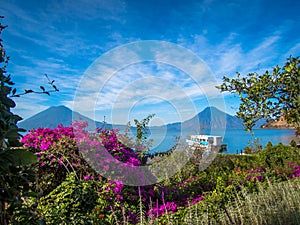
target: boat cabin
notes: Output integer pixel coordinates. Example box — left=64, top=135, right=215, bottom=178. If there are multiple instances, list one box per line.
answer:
left=186, top=135, right=223, bottom=147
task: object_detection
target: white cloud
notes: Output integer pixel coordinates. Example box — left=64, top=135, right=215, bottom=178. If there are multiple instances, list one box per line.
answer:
left=69, top=41, right=224, bottom=124
left=12, top=94, right=51, bottom=119
left=286, top=43, right=300, bottom=58
left=179, top=32, right=285, bottom=78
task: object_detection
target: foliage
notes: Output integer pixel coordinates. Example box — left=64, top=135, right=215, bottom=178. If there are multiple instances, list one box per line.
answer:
left=0, top=17, right=61, bottom=224
left=0, top=19, right=24, bottom=148
left=225, top=178, right=300, bottom=225
left=15, top=130, right=300, bottom=224
left=134, top=114, right=155, bottom=144
left=0, top=17, right=39, bottom=225
left=72, top=121, right=156, bottom=184
left=226, top=153, right=258, bottom=170
left=266, top=140, right=273, bottom=148
left=21, top=124, right=96, bottom=195
left=0, top=149, right=37, bottom=225
left=258, top=144, right=300, bottom=168
left=10, top=73, right=58, bottom=97
left=37, top=173, right=99, bottom=225
left=257, top=144, right=300, bottom=181
left=20, top=122, right=152, bottom=223
left=21, top=121, right=154, bottom=194
left=119, top=114, right=155, bottom=164
left=152, top=144, right=300, bottom=224
left=180, top=178, right=300, bottom=225
left=206, top=154, right=235, bottom=172
left=216, top=56, right=300, bottom=134
left=243, top=138, right=263, bottom=154
left=290, top=139, right=297, bottom=147
left=36, top=173, right=144, bottom=224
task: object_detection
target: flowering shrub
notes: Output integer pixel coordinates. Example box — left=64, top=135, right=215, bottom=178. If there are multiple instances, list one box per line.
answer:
left=287, top=162, right=300, bottom=179
left=21, top=124, right=95, bottom=194
left=21, top=121, right=155, bottom=192
left=156, top=176, right=206, bottom=208
left=72, top=120, right=157, bottom=186
left=21, top=122, right=158, bottom=223
left=148, top=201, right=178, bottom=219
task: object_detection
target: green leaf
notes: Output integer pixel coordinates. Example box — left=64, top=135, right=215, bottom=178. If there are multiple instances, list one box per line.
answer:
left=3, top=97, right=16, bottom=107
left=53, top=85, right=59, bottom=91
left=7, top=149, right=37, bottom=166
left=40, top=86, right=45, bottom=91
left=25, top=89, right=34, bottom=94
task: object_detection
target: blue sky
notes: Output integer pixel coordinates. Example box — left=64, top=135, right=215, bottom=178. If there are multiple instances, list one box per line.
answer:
left=1, top=0, right=300, bottom=125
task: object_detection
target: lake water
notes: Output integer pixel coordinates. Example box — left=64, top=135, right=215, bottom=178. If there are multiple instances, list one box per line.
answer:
left=147, top=128, right=296, bottom=154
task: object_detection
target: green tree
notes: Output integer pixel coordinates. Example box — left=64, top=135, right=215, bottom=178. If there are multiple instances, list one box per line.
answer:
left=134, top=113, right=155, bottom=144
left=0, top=17, right=36, bottom=225
left=266, top=141, right=273, bottom=149
left=216, top=56, right=300, bottom=135
left=118, top=114, right=155, bottom=164
left=133, top=114, right=155, bottom=163
left=0, top=17, right=58, bottom=224
left=290, top=139, right=297, bottom=148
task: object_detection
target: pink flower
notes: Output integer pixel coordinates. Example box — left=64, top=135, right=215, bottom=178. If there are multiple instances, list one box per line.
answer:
left=192, top=196, right=203, bottom=204
left=113, top=179, right=124, bottom=194
left=83, top=175, right=94, bottom=180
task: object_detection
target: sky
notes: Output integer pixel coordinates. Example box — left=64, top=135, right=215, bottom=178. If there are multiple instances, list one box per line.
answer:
left=1, top=0, right=300, bottom=125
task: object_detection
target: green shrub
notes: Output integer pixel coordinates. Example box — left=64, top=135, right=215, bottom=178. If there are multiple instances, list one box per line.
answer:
left=243, top=138, right=263, bottom=154
left=206, top=154, right=235, bottom=172
left=37, top=173, right=101, bottom=225
left=258, top=144, right=300, bottom=169
left=226, top=154, right=258, bottom=170
left=290, top=139, right=297, bottom=147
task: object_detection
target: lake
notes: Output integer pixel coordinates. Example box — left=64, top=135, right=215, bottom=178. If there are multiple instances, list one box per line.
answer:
left=147, top=128, right=297, bottom=154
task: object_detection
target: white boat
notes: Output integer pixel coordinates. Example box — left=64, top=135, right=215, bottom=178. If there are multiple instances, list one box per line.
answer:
left=186, top=134, right=227, bottom=152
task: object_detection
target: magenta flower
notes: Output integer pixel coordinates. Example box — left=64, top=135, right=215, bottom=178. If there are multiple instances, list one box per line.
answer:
left=253, top=176, right=263, bottom=182
left=83, top=175, right=94, bottom=180
left=113, top=180, right=124, bottom=194
left=192, top=195, right=203, bottom=204
left=289, top=165, right=300, bottom=178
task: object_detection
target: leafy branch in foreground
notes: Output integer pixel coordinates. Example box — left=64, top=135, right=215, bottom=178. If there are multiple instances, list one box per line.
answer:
left=0, top=16, right=59, bottom=224
left=10, top=73, right=59, bottom=97
left=216, top=56, right=300, bottom=135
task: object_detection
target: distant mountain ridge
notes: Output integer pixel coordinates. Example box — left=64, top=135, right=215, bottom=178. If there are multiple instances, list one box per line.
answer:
left=19, top=105, right=247, bottom=131
left=18, top=105, right=106, bottom=130
left=167, top=106, right=244, bottom=131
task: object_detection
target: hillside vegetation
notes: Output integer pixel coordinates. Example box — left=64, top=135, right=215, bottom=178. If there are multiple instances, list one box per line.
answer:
left=10, top=124, right=300, bottom=224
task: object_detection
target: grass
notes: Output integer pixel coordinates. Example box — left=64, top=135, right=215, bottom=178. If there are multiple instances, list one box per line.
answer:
left=113, top=178, right=300, bottom=225
left=182, top=178, right=300, bottom=225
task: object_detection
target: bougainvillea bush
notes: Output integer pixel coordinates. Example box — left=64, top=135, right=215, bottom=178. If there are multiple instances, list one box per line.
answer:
left=21, top=123, right=94, bottom=194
